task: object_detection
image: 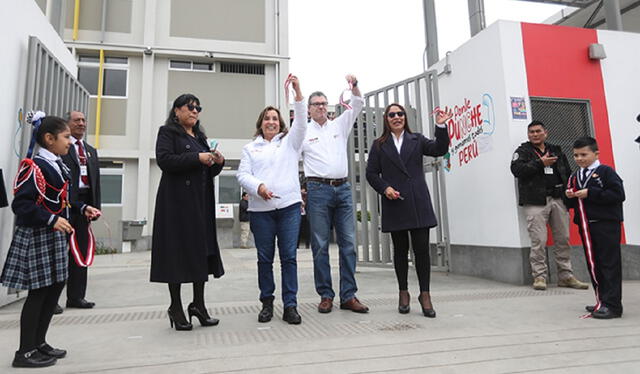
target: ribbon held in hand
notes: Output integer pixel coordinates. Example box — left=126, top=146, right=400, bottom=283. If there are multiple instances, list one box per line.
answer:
left=283, top=73, right=294, bottom=108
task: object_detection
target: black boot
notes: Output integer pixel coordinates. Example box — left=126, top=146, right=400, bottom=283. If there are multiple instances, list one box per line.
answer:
left=282, top=306, right=302, bottom=325
left=258, top=297, right=274, bottom=323
left=12, top=349, right=57, bottom=368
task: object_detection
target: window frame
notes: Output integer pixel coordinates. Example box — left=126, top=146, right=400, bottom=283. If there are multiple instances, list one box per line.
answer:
left=168, top=59, right=215, bottom=73
left=100, top=163, right=125, bottom=206
left=215, top=171, right=242, bottom=205
left=77, top=55, right=129, bottom=99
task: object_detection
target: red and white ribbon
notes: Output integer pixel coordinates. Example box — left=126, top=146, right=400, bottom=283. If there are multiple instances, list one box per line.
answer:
left=283, top=73, right=293, bottom=108
left=338, top=80, right=354, bottom=110
left=69, top=223, right=96, bottom=267
left=569, top=176, right=601, bottom=318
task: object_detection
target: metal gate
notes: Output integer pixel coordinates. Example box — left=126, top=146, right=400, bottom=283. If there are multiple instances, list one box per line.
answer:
left=347, top=70, right=451, bottom=271
left=21, top=36, right=90, bottom=154
left=530, top=97, right=594, bottom=171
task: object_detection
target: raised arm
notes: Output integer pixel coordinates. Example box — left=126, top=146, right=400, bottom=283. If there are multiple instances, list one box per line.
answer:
left=335, top=75, right=364, bottom=137
left=422, top=107, right=452, bottom=157
left=287, top=75, right=308, bottom=151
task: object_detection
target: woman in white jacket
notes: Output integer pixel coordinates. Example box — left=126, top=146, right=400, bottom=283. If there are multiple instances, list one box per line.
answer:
left=237, top=76, right=306, bottom=325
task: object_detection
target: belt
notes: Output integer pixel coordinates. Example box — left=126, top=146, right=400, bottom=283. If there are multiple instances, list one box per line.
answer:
left=306, top=177, right=348, bottom=186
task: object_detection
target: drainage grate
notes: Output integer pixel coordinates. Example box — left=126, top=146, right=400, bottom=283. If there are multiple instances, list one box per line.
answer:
left=0, top=288, right=575, bottom=330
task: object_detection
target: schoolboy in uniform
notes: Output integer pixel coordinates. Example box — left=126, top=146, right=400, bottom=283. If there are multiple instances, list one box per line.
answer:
left=565, top=137, right=625, bottom=319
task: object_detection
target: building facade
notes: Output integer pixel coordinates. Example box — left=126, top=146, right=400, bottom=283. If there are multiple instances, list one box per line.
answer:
left=35, top=0, right=290, bottom=250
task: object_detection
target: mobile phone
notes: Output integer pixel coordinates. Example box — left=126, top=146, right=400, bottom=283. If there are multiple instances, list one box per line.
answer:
left=207, top=139, right=218, bottom=152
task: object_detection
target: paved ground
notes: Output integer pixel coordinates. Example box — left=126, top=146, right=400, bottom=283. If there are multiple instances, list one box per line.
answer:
left=1, top=246, right=639, bottom=373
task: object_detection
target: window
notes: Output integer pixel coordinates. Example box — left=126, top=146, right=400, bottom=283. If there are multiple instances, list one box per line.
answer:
left=169, top=60, right=214, bottom=72
left=78, top=55, right=128, bottom=97
left=218, top=174, right=241, bottom=204
left=100, top=161, right=124, bottom=205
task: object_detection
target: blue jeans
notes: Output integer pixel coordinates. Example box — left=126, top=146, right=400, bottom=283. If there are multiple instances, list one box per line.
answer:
left=250, top=203, right=301, bottom=307
left=306, top=181, right=358, bottom=302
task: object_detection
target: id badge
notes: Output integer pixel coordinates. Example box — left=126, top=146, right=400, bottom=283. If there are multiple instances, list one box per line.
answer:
left=80, top=164, right=88, bottom=177
left=544, top=166, right=553, bottom=175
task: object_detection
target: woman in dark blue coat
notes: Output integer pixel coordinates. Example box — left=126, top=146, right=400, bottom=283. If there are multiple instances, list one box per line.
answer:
left=151, top=94, right=225, bottom=331
left=366, top=103, right=451, bottom=317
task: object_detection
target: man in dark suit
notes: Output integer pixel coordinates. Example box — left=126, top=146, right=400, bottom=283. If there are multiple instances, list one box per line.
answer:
left=55, top=110, right=101, bottom=313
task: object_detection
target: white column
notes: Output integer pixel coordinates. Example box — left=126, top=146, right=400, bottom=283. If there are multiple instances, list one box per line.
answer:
left=136, top=0, right=157, bottom=234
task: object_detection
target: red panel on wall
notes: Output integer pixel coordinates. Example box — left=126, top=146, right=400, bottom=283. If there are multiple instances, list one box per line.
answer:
left=521, top=22, right=625, bottom=245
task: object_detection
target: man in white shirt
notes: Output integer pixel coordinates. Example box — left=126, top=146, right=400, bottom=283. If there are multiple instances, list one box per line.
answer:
left=302, top=75, right=368, bottom=313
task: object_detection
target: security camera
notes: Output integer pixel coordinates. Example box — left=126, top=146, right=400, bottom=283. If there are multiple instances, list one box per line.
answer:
left=143, top=46, right=152, bottom=56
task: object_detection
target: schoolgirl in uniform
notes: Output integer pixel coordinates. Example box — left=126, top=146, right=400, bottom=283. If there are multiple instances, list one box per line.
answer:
left=1, top=114, right=100, bottom=368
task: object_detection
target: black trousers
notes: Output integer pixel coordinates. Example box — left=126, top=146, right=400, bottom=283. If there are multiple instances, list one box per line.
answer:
left=390, top=228, right=431, bottom=292
left=67, top=190, right=92, bottom=301
left=579, top=220, right=623, bottom=314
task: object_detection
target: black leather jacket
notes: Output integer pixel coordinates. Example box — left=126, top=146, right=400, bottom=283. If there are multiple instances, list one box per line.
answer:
left=510, top=142, right=571, bottom=207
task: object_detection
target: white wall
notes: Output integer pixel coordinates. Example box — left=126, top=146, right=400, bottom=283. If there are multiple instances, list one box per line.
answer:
left=0, top=0, right=78, bottom=305
left=598, top=29, right=640, bottom=245
left=432, top=21, right=528, bottom=248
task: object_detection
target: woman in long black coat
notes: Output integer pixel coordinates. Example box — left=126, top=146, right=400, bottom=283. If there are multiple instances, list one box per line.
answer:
left=366, top=103, right=451, bottom=318
left=151, top=94, right=225, bottom=331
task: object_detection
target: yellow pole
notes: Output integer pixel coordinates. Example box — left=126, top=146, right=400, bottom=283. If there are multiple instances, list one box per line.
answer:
left=95, top=49, right=105, bottom=148
left=72, top=0, right=80, bottom=41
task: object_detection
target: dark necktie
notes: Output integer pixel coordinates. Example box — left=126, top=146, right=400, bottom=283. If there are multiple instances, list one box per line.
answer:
left=56, top=159, right=70, bottom=181
left=582, top=168, right=588, bottom=184
left=76, top=140, right=90, bottom=185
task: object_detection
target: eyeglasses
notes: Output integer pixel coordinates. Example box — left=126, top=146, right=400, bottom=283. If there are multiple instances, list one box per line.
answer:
left=186, top=103, right=202, bottom=113
left=310, top=102, right=329, bottom=107
left=387, top=112, right=405, bottom=118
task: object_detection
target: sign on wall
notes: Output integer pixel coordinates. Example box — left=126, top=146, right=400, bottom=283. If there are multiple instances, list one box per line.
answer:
left=216, top=204, right=234, bottom=219
left=443, top=93, right=496, bottom=171
left=510, top=97, right=528, bottom=120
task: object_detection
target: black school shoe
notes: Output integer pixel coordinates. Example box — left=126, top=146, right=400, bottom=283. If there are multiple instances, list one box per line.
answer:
left=12, top=349, right=57, bottom=368
left=38, top=343, right=67, bottom=359
left=592, top=306, right=622, bottom=319
left=282, top=306, right=302, bottom=325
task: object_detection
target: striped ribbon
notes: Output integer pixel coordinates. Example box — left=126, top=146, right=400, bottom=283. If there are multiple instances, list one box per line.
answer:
left=283, top=73, right=293, bottom=108
left=569, top=175, right=601, bottom=319
left=338, top=80, right=354, bottom=110
left=69, top=222, right=96, bottom=267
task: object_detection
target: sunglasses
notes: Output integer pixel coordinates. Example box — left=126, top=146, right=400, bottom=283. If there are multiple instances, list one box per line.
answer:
left=186, top=103, right=202, bottom=113
left=387, top=112, right=405, bottom=119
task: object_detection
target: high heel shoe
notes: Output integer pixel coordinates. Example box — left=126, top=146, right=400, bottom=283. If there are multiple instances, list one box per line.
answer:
left=398, top=290, right=410, bottom=314
left=167, top=308, right=193, bottom=331
left=187, top=303, right=219, bottom=326
left=418, top=292, right=436, bottom=318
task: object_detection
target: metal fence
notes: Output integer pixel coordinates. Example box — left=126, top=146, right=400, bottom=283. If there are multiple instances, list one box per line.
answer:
left=530, top=97, right=594, bottom=171
left=21, top=36, right=90, bottom=155
left=348, top=70, right=451, bottom=271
